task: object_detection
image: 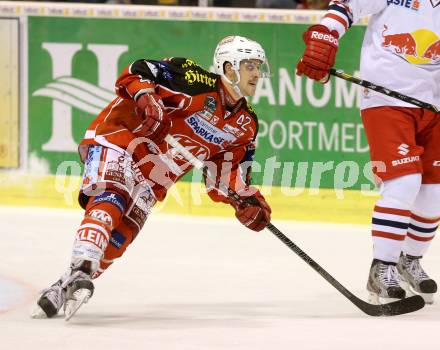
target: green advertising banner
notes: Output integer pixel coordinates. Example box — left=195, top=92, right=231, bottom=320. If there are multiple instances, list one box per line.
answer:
left=28, top=16, right=369, bottom=190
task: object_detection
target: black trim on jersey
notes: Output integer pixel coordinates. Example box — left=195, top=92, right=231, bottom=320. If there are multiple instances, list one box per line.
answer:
left=243, top=101, right=259, bottom=140
left=130, top=60, right=152, bottom=78
left=131, top=57, right=219, bottom=96
left=329, top=4, right=353, bottom=27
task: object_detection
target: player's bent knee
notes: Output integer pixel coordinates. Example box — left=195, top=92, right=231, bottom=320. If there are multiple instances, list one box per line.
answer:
left=378, top=173, right=422, bottom=209
left=87, top=191, right=128, bottom=215
left=85, top=191, right=128, bottom=228
left=413, top=184, right=440, bottom=218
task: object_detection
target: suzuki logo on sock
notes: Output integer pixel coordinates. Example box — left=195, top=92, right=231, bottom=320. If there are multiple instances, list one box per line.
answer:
left=433, top=161, right=440, bottom=166
left=397, top=143, right=410, bottom=156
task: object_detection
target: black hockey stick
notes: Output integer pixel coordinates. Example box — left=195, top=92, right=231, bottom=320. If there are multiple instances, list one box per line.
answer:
left=164, top=135, right=425, bottom=316
left=329, top=69, right=439, bottom=113
left=266, top=223, right=425, bottom=316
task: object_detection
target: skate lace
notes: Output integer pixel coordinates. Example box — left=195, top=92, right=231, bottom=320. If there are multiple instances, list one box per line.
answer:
left=60, top=270, right=86, bottom=289
left=378, top=264, right=401, bottom=287
left=406, top=258, right=429, bottom=282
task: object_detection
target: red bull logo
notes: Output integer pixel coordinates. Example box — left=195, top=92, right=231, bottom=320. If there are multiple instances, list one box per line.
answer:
left=382, top=25, right=417, bottom=57
left=423, top=40, right=440, bottom=61
left=381, top=25, right=440, bottom=65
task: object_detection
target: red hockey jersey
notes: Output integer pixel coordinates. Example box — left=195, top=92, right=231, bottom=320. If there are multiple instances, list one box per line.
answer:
left=79, top=57, right=259, bottom=202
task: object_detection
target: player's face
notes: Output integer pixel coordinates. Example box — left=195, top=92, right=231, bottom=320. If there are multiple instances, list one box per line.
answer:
left=238, top=59, right=262, bottom=97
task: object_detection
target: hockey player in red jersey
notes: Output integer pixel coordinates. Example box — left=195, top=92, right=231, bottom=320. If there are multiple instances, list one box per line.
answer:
left=31, top=35, right=272, bottom=320
left=296, top=0, right=440, bottom=304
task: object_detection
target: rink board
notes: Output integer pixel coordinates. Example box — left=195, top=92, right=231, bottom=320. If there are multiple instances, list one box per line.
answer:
left=0, top=172, right=378, bottom=224
left=0, top=2, right=376, bottom=222
left=0, top=18, right=19, bottom=169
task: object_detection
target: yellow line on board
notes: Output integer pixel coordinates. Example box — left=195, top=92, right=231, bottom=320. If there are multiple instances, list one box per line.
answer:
left=0, top=173, right=378, bottom=224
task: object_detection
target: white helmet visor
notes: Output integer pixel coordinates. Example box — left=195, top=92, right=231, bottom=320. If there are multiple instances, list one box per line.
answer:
left=240, top=59, right=271, bottom=78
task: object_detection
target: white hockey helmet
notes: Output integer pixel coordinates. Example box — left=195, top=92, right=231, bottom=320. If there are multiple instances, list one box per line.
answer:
left=213, top=35, right=270, bottom=78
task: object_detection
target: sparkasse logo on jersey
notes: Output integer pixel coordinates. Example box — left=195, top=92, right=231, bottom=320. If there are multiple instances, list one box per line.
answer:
left=185, top=114, right=236, bottom=146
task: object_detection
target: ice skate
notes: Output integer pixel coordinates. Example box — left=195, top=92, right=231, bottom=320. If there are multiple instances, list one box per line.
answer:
left=64, top=269, right=94, bottom=321
left=367, top=259, right=406, bottom=304
left=31, top=279, right=66, bottom=319
left=397, top=254, right=437, bottom=304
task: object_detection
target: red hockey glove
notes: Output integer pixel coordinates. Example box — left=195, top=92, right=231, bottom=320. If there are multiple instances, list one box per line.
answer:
left=135, top=93, right=170, bottom=144
left=296, top=24, right=339, bottom=83
left=233, top=189, right=271, bottom=232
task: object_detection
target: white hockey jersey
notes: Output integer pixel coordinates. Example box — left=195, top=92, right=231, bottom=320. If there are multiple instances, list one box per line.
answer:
left=321, top=0, right=440, bottom=110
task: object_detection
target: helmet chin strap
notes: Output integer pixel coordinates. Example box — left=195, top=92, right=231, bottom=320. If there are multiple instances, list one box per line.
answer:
left=222, top=68, right=244, bottom=98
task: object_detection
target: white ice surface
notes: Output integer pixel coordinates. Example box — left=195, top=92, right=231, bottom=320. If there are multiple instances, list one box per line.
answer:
left=1, top=206, right=439, bottom=349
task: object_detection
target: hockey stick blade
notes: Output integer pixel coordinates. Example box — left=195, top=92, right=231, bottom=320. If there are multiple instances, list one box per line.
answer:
left=361, top=295, right=425, bottom=316
left=267, top=223, right=425, bottom=316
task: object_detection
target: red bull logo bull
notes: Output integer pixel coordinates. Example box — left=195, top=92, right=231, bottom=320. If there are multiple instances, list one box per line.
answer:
left=382, top=25, right=417, bottom=56
left=381, top=25, right=440, bottom=65
left=422, top=40, right=440, bottom=61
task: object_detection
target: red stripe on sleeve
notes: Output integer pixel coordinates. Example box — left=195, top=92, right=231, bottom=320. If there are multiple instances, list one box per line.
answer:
left=324, top=13, right=348, bottom=31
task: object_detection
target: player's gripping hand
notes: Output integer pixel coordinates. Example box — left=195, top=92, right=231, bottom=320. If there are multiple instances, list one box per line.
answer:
left=296, top=24, right=339, bottom=83
left=233, top=189, right=271, bottom=232
left=135, top=93, right=171, bottom=144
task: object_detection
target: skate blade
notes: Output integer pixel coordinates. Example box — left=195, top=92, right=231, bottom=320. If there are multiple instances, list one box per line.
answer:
left=368, top=292, right=402, bottom=305
left=419, top=293, right=434, bottom=305
left=64, top=289, right=91, bottom=322
left=400, top=281, right=434, bottom=304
